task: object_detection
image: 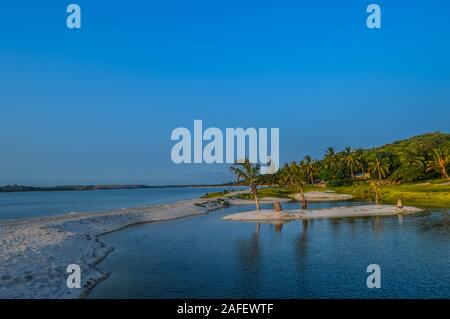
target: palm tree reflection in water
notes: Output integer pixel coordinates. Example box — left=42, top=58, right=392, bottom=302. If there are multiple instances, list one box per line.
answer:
left=293, top=220, right=311, bottom=293
left=236, top=223, right=262, bottom=297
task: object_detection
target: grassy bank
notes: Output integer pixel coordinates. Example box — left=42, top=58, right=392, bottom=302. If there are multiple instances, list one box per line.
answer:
left=331, top=179, right=450, bottom=209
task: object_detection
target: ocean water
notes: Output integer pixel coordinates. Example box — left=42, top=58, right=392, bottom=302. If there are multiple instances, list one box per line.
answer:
left=0, top=187, right=239, bottom=220
left=89, top=201, right=450, bottom=299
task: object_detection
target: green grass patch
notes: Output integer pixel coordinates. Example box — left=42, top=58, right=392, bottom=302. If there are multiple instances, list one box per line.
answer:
left=201, top=190, right=231, bottom=199
left=330, top=179, right=450, bottom=209
left=243, top=179, right=450, bottom=209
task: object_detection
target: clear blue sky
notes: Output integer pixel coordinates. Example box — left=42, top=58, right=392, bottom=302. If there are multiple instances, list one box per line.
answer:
left=1, top=0, right=449, bottom=185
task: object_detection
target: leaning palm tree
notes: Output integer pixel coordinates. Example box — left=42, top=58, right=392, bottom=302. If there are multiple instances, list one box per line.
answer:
left=343, top=147, right=356, bottom=179
left=426, top=147, right=450, bottom=180
left=230, top=159, right=262, bottom=210
left=368, top=154, right=390, bottom=182
left=369, top=181, right=382, bottom=205
left=280, top=162, right=308, bottom=210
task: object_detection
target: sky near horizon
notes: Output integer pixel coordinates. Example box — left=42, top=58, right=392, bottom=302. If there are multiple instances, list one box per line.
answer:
left=1, top=0, right=450, bottom=185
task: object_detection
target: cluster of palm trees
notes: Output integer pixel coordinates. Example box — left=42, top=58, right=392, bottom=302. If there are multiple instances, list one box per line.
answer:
left=230, top=144, right=450, bottom=211
left=288, top=145, right=449, bottom=185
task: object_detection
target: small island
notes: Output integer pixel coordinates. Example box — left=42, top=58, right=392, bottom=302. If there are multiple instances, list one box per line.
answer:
left=223, top=205, right=423, bottom=222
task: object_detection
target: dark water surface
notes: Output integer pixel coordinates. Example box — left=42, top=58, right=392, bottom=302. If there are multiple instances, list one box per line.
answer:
left=90, top=201, right=450, bottom=298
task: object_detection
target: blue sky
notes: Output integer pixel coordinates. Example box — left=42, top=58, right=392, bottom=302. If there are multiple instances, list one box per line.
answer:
left=1, top=0, right=449, bottom=185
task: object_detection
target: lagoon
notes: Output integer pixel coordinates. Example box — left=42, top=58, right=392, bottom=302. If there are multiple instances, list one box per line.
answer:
left=89, top=201, right=450, bottom=299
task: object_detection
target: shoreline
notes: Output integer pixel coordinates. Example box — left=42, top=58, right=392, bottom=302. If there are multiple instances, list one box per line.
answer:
left=0, top=198, right=228, bottom=299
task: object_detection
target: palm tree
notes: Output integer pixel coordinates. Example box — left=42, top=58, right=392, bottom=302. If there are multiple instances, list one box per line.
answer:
left=368, top=154, right=390, bottom=181
left=399, top=147, right=425, bottom=168
left=325, top=147, right=337, bottom=166
left=369, top=181, right=382, bottom=205
left=324, top=147, right=340, bottom=179
left=301, top=155, right=317, bottom=185
left=230, top=159, right=262, bottom=210
left=426, top=147, right=450, bottom=180
left=279, top=162, right=308, bottom=209
left=355, top=149, right=368, bottom=176
left=343, top=147, right=356, bottom=179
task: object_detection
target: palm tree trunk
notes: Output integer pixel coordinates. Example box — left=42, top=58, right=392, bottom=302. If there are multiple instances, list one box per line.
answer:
left=442, top=166, right=450, bottom=181
left=299, top=187, right=307, bottom=210
left=350, top=166, right=355, bottom=180
left=251, top=186, right=261, bottom=210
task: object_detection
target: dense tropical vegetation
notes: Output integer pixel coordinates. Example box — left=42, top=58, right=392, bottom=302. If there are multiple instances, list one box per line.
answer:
left=229, top=133, right=450, bottom=209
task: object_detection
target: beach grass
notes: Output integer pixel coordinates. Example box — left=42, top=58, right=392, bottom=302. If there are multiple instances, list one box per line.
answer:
left=201, top=190, right=231, bottom=198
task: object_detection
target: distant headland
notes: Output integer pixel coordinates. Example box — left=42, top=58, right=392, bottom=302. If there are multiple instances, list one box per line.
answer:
left=0, top=183, right=237, bottom=193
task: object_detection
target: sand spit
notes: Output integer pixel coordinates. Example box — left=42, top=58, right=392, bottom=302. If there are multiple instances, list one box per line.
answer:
left=223, top=205, right=423, bottom=222
left=227, top=197, right=293, bottom=206
left=291, top=191, right=354, bottom=202
left=0, top=199, right=226, bottom=299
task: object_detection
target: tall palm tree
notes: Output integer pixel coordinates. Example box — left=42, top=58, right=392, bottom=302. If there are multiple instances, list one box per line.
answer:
left=325, top=147, right=337, bottom=166
left=355, top=149, right=368, bottom=176
left=324, top=147, right=340, bottom=179
left=230, top=159, right=262, bottom=210
left=301, top=155, right=317, bottom=185
left=343, top=147, right=356, bottom=179
left=426, top=147, right=450, bottom=180
left=279, top=162, right=308, bottom=209
left=368, top=154, right=390, bottom=182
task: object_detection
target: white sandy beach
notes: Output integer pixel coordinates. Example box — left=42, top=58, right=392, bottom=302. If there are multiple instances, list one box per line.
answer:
left=0, top=198, right=226, bottom=299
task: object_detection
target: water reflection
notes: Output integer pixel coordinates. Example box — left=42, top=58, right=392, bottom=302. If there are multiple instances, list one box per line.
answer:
left=372, top=215, right=384, bottom=234
left=236, top=223, right=262, bottom=297
left=293, top=220, right=310, bottom=292
left=398, top=214, right=404, bottom=225
left=329, top=218, right=342, bottom=236
left=274, top=223, right=283, bottom=233
left=299, top=220, right=309, bottom=249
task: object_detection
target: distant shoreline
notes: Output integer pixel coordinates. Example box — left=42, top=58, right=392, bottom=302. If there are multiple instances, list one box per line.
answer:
left=0, top=183, right=238, bottom=194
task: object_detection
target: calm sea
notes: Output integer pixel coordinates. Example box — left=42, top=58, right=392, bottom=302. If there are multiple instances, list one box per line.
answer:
left=0, top=187, right=238, bottom=220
